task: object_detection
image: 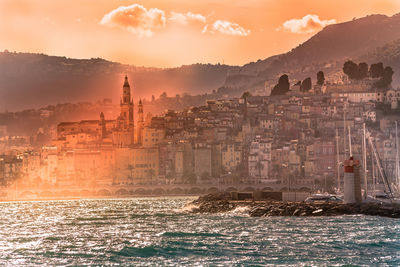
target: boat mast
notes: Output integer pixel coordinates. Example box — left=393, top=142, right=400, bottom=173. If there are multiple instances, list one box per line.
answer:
left=362, top=123, right=368, bottom=199
left=396, top=120, right=399, bottom=190
left=343, top=104, right=347, bottom=159
left=366, top=129, right=394, bottom=199
left=348, top=125, right=352, bottom=157
left=336, top=128, right=341, bottom=192
left=371, top=150, right=376, bottom=197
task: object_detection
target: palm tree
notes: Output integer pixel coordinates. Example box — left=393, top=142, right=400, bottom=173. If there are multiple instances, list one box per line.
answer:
left=148, top=169, right=155, bottom=185
left=185, top=172, right=197, bottom=185
left=256, top=161, right=264, bottom=183
left=127, top=164, right=134, bottom=184
left=165, top=172, right=174, bottom=185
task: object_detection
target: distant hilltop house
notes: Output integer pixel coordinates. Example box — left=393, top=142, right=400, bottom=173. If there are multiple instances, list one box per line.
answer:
left=326, top=78, right=379, bottom=94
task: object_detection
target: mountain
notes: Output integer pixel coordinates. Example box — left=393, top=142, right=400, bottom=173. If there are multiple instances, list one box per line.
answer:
left=1, top=13, right=400, bottom=111
left=224, top=13, right=400, bottom=91
left=0, top=52, right=237, bottom=111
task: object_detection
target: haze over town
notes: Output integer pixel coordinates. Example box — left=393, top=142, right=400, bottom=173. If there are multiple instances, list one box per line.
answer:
left=1, top=1, right=400, bottom=265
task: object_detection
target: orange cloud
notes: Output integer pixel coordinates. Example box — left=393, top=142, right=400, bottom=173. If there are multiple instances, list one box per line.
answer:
left=101, top=4, right=250, bottom=37
left=278, top=14, right=336, bottom=34
left=100, top=4, right=166, bottom=37
left=169, top=12, right=206, bottom=24
left=203, top=20, right=250, bottom=36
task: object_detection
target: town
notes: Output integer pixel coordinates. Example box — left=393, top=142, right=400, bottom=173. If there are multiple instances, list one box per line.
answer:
left=0, top=61, right=399, bottom=199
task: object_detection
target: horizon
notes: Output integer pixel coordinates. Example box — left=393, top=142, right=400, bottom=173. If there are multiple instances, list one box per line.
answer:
left=1, top=0, right=399, bottom=68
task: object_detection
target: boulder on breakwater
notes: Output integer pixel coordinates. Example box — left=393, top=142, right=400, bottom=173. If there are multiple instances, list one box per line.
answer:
left=188, top=193, right=400, bottom=218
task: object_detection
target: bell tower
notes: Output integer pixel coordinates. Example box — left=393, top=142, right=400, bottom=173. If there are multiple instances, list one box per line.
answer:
left=99, top=112, right=106, bottom=139
left=120, top=74, right=134, bottom=130
left=136, top=99, right=144, bottom=144
left=138, top=99, right=144, bottom=124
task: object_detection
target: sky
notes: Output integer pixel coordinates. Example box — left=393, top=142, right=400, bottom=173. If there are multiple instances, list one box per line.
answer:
left=1, top=0, right=399, bottom=67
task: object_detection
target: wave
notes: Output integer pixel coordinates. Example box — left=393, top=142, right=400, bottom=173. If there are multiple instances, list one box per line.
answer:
left=162, top=231, right=224, bottom=237
left=113, top=246, right=158, bottom=258
left=179, top=203, right=199, bottom=212
left=226, top=206, right=251, bottom=216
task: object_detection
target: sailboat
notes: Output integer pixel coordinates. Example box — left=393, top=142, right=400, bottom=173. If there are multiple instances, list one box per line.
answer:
left=363, top=123, right=400, bottom=204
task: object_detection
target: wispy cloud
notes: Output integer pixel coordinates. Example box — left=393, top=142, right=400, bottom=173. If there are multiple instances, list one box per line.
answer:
left=277, top=14, right=336, bottom=34
left=169, top=11, right=206, bottom=24
left=100, top=4, right=166, bottom=37
left=203, top=20, right=250, bottom=36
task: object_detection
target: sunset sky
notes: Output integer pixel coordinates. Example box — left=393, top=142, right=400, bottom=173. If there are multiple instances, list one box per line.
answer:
left=1, top=0, right=399, bottom=67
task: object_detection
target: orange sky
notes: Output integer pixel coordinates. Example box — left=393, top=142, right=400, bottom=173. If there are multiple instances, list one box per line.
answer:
left=1, top=0, right=399, bottom=67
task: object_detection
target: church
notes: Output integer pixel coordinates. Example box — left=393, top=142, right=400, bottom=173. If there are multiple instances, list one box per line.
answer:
left=56, top=75, right=144, bottom=148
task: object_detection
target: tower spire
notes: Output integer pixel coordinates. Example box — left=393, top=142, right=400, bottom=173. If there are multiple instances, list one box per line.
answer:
left=123, top=73, right=129, bottom=87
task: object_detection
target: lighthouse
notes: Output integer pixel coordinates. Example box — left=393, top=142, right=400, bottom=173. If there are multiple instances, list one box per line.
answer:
left=343, top=156, right=362, bottom=203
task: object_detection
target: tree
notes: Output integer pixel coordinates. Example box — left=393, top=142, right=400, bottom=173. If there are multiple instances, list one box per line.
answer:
left=369, top=62, right=384, bottom=78
left=148, top=169, right=155, bottom=185
left=358, top=62, right=368, bottom=79
left=256, top=161, right=264, bottom=178
left=185, top=172, right=197, bottom=185
left=316, top=71, right=325, bottom=85
left=301, top=77, right=312, bottom=92
left=165, top=172, right=174, bottom=185
left=270, top=74, right=290, bottom=96
left=375, top=66, right=394, bottom=88
left=343, top=60, right=359, bottom=79
left=160, top=92, right=167, bottom=98
left=201, top=172, right=211, bottom=182
left=241, top=91, right=252, bottom=99
left=343, top=61, right=369, bottom=80
left=383, top=66, right=394, bottom=85
left=127, top=164, right=134, bottom=183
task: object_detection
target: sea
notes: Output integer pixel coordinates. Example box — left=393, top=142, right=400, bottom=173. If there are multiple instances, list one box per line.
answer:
left=0, top=197, right=399, bottom=266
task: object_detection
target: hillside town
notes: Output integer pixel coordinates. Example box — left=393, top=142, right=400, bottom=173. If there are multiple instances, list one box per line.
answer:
left=0, top=66, right=400, bottom=195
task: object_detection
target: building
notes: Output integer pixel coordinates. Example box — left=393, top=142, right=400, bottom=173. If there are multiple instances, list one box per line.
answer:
left=222, top=143, right=242, bottom=172
left=57, top=75, right=135, bottom=148
left=193, top=143, right=212, bottom=180
left=248, top=137, right=272, bottom=183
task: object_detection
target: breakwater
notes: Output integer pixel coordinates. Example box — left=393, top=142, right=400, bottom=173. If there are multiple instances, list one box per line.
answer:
left=189, top=193, right=400, bottom=218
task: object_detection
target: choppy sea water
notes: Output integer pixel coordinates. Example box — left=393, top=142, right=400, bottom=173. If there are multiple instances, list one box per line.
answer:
left=0, top=197, right=399, bottom=266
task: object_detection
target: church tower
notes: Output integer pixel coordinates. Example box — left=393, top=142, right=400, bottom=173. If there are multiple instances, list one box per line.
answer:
left=120, top=74, right=134, bottom=130
left=136, top=99, right=144, bottom=144
left=99, top=112, right=106, bottom=140
left=113, top=74, right=135, bottom=147
left=138, top=99, right=144, bottom=124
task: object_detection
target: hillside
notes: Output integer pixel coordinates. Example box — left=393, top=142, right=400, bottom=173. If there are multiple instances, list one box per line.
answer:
left=1, top=13, right=400, bottom=111
left=359, top=38, right=400, bottom=84
left=224, top=13, right=400, bottom=91
left=0, top=52, right=236, bottom=111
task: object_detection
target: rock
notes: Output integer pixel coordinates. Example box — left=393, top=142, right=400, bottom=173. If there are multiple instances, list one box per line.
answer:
left=250, top=207, right=268, bottom=217
left=292, top=209, right=301, bottom=216
left=187, top=194, right=400, bottom=218
left=312, top=209, right=324, bottom=214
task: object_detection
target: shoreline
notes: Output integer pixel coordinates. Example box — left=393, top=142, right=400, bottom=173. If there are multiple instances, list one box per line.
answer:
left=0, top=194, right=198, bottom=203
left=188, top=193, right=400, bottom=218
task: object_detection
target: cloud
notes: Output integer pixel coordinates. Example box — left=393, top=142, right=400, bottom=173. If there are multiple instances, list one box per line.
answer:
left=101, top=4, right=250, bottom=37
left=278, top=14, right=336, bottom=34
left=100, top=4, right=166, bottom=37
left=169, top=12, right=206, bottom=25
left=203, top=20, right=250, bottom=36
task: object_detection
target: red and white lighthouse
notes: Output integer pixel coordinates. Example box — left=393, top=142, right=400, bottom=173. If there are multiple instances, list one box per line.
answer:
left=343, top=157, right=362, bottom=203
